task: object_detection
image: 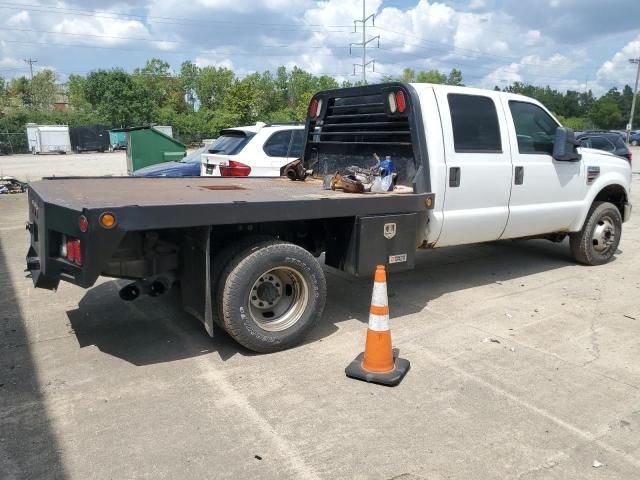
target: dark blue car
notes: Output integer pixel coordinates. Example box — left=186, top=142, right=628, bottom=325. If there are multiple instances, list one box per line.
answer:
left=133, top=145, right=208, bottom=177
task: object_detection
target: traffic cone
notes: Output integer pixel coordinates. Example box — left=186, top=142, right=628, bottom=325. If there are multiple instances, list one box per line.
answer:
left=345, top=265, right=410, bottom=386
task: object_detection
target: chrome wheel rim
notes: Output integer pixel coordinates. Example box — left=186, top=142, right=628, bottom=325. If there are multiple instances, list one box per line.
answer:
left=248, top=267, right=309, bottom=332
left=592, top=215, right=616, bottom=253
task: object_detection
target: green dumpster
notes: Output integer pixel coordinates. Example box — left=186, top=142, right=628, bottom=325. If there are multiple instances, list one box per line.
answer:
left=112, top=126, right=186, bottom=174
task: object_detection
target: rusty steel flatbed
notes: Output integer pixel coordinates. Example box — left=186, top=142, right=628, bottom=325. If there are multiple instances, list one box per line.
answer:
left=29, top=176, right=429, bottom=229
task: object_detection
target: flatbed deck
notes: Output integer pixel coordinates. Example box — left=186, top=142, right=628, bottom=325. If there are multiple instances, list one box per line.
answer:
left=30, top=176, right=429, bottom=229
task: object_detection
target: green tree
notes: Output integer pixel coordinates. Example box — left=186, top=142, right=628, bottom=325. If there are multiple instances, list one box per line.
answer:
left=29, top=69, right=58, bottom=110
left=590, top=97, right=623, bottom=129
left=196, top=66, right=235, bottom=111
left=446, top=68, right=463, bottom=86
left=180, top=60, right=199, bottom=110
left=415, top=70, right=446, bottom=84
left=84, top=69, right=153, bottom=126
left=67, top=74, right=90, bottom=111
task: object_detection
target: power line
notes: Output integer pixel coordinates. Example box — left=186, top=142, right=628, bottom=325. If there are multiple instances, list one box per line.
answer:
left=0, top=38, right=346, bottom=58
left=372, top=26, right=598, bottom=69
left=0, top=26, right=351, bottom=51
left=350, top=0, right=379, bottom=83
left=23, top=58, right=37, bottom=80
left=0, top=3, right=353, bottom=31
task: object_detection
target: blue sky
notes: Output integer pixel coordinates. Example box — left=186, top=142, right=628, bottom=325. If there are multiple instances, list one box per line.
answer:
left=1, top=0, right=639, bottom=95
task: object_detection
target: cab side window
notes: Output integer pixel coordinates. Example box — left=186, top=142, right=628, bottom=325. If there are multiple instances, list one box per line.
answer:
left=263, top=130, right=293, bottom=157
left=448, top=93, right=502, bottom=153
left=509, top=101, right=559, bottom=155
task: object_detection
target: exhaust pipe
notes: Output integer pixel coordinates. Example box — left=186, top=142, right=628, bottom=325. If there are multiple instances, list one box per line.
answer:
left=119, top=281, right=148, bottom=301
left=119, top=273, right=176, bottom=301
left=149, top=273, right=175, bottom=297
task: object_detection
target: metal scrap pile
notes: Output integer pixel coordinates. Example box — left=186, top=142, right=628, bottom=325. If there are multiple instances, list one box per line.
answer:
left=0, top=176, right=27, bottom=194
left=324, top=154, right=396, bottom=194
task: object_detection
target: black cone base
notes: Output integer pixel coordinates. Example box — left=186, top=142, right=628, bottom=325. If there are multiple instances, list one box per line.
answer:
left=345, top=352, right=410, bottom=387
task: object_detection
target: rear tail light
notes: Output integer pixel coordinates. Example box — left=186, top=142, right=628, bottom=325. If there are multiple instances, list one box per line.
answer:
left=219, top=160, right=251, bottom=177
left=72, top=240, right=82, bottom=266
left=61, top=236, right=82, bottom=266
left=388, top=90, right=407, bottom=114
left=395, top=90, right=406, bottom=113
left=66, top=238, right=75, bottom=263
left=309, top=98, right=322, bottom=118
left=626, top=152, right=632, bottom=164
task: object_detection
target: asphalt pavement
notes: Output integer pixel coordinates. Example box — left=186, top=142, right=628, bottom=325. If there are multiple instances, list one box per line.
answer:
left=1, top=151, right=640, bottom=479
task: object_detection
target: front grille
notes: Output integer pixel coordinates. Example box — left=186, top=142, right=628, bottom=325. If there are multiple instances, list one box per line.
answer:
left=308, top=91, right=412, bottom=146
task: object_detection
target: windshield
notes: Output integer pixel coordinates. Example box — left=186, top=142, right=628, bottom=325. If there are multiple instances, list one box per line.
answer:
left=179, top=146, right=208, bottom=163
left=206, top=131, right=254, bottom=155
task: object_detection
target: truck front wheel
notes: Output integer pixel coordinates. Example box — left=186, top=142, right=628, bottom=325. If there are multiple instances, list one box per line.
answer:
left=217, top=240, right=327, bottom=353
left=570, top=201, right=622, bottom=265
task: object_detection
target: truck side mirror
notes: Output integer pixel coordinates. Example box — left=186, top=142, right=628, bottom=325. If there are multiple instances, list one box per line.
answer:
left=553, top=127, right=582, bottom=162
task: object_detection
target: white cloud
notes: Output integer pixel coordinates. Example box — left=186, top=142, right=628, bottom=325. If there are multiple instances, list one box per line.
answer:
left=52, top=16, right=151, bottom=46
left=7, top=11, right=31, bottom=27
left=596, top=33, right=640, bottom=91
left=194, top=56, right=234, bottom=70
left=0, top=0, right=636, bottom=96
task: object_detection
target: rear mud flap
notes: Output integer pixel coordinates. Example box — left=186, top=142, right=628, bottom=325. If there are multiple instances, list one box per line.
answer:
left=180, top=227, right=214, bottom=337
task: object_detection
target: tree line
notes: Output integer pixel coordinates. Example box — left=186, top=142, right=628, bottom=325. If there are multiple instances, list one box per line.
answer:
left=0, top=58, right=637, bottom=152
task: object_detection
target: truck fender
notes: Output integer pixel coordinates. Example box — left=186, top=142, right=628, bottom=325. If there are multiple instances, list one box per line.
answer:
left=569, top=172, right=630, bottom=232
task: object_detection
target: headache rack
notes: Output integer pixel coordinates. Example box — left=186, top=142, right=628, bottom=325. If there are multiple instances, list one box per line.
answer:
left=302, top=82, right=429, bottom=192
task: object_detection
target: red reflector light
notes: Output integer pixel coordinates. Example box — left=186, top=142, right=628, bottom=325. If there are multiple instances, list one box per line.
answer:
left=219, top=160, right=251, bottom=177
left=79, top=215, right=88, bottom=232
left=309, top=99, right=319, bottom=118
left=395, top=90, right=406, bottom=113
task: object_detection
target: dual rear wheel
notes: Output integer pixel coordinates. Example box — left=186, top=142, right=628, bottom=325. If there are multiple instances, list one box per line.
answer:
left=213, top=239, right=326, bottom=353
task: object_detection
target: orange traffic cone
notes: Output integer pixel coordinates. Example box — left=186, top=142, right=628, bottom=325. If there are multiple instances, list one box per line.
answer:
left=345, top=265, right=410, bottom=386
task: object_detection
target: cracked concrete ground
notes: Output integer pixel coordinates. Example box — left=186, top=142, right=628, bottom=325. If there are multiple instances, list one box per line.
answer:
left=1, top=153, right=639, bottom=479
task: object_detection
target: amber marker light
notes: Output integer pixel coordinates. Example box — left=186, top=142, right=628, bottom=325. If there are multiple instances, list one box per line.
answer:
left=99, top=212, right=117, bottom=229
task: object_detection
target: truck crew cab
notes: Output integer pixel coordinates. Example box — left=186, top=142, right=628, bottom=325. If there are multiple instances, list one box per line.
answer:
left=26, top=83, right=632, bottom=352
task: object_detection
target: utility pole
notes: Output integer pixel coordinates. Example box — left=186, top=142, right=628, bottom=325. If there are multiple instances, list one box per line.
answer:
left=350, top=0, right=379, bottom=84
left=626, top=57, right=640, bottom=143
left=24, top=58, right=37, bottom=80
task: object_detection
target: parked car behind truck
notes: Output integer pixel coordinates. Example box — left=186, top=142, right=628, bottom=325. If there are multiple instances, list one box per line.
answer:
left=201, top=122, right=304, bottom=177
left=25, top=83, right=632, bottom=353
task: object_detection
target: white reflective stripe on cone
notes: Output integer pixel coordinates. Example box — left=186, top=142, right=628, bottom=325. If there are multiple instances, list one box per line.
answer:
left=368, top=313, right=390, bottom=332
left=371, top=282, right=388, bottom=307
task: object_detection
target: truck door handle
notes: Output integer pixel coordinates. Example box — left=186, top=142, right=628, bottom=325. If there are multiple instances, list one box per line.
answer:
left=514, top=166, right=524, bottom=185
left=449, top=167, right=461, bottom=187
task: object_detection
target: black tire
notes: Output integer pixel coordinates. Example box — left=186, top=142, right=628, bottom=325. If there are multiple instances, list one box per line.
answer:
left=210, top=234, right=273, bottom=327
left=217, top=240, right=326, bottom=353
left=570, top=201, right=622, bottom=265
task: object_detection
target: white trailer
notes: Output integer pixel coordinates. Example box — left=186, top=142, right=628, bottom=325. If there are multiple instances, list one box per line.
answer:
left=27, top=125, right=72, bottom=154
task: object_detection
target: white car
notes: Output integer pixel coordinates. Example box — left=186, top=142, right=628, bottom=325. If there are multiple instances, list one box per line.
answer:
left=201, top=122, right=305, bottom=177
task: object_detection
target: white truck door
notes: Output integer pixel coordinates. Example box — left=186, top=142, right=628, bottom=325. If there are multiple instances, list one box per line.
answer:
left=500, top=99, right=585, bottom=238
left=434, top=91, right=513, bottom=246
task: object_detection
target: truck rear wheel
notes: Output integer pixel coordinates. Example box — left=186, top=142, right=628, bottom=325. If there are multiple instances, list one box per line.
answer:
left=217, top=240, right=326, bottom=352
left=570, top=201, right=622, bottom=265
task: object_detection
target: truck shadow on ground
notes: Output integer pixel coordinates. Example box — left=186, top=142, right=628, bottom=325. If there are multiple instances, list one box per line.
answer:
left=0, top=229, right=67, bottom=478
left=67, top=237, right=602, bottom=365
